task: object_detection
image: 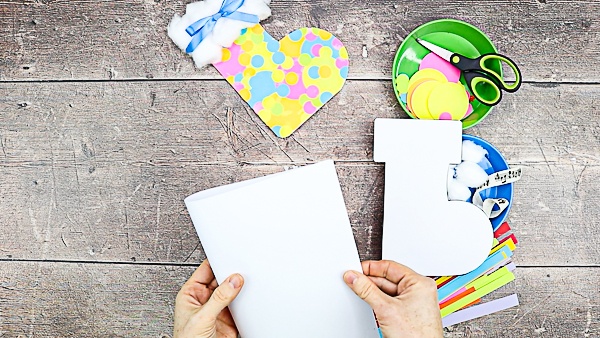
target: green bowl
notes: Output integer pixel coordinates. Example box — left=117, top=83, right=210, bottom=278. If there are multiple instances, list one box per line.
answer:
left=392, top=19, right=501, bottom=129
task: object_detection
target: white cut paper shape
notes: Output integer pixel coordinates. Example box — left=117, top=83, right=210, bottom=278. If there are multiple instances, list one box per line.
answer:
left=374, top=119, right=493, bottom=276
left=185, top=160, right=379, bottom=338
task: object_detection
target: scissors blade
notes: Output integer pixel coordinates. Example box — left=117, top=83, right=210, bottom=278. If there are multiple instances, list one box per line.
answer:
left=417, top=39, right=454, bottom=62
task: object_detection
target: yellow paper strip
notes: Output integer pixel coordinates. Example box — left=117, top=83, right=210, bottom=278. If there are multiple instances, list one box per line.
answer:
left=490, top=238, right=516, bottom=255
left=436, top=276, right=453, bottom=286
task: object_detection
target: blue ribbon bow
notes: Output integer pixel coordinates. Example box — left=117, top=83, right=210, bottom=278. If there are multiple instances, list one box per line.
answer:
left=185, top=0, right=259, bottom=53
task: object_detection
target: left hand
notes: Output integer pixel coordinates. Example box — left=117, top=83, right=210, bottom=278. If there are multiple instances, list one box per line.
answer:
left=173, top=259, right=244, bottom=338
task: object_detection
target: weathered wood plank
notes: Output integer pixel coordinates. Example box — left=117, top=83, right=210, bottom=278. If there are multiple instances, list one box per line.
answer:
left=0, top=262, right=597, bottom=337
left=0, top=81, right=598, bottom=165
left=0, top=80, right=598, bottom=265
left=0, top=159, right=598, bottom=266
left=1, top=0, right=599, bottom=81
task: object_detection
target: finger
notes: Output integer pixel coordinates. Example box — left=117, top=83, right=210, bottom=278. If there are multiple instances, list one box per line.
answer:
left=367, top=276, right=401, bottom=296
left=361, top=260, right=417, bottom=284
left=188, top=259, right=215, bottom=285
left=199, top=273, right=244, bottom=321
left=343, top=270, right=389, bottom=312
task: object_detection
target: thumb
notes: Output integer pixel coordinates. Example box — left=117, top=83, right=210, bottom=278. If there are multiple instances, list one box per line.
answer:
left=344, top=270, right=389, bottom=312
left=200, top=273, right=244, bottom=321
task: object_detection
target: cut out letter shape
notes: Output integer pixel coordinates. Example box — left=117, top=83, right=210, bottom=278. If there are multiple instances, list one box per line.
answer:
left=374, top=119, right=493, bottom=276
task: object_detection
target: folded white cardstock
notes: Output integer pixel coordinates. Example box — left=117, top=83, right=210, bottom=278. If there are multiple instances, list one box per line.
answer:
left=374, top=119, right=494, bottom=276
left=185, top=160, right=379, bottom=338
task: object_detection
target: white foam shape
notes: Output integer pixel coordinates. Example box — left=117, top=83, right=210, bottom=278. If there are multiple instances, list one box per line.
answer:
left=462, top=140, right=488, bottom=163
left=374, top=119, right=493, bottom=276
left=455, top=161, right=489, bottom=188
left=168, top=0, right=271, bottom=68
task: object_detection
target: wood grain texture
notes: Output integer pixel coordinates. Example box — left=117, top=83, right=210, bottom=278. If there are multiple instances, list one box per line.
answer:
left=0, top=262, right=598, bottom=337
left=0, top=81, right=598, bottom=266
left=1, top=0, right=600, bottom=81
left=1, top=1, right=599, bottom=336
left=0, top=81, right=597, bottom=165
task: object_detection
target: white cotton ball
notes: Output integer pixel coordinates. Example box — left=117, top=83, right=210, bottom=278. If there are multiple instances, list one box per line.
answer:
left=168, top=0, right=272, bottom=69
left=240, top=0, right=272, bottom=20
left=448, top=179, right=472, bottom=201
left=455, top=161, right=489, bottom=188
left=447, top=166, right=471, bottom=201
left=462, top=140, right=488, bottom=163
left=168, top=15, right=192, bottom=51
left=191, top=35, right=224, bottom=67
left=212, top=19, right=249, bottom=47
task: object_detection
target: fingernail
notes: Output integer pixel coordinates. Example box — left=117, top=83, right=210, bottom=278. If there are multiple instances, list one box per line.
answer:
left=229, top=274, right=242, bottom=289
left=344, top=271, right=358, bottom=285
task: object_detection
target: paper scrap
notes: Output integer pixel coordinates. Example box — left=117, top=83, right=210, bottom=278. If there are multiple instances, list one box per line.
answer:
left=442, top=294, right=519, bottom=327
left=214, top=24, right=349, bottom=138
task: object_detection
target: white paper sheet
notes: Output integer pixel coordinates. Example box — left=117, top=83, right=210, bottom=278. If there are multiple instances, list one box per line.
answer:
left=185, top=160, right=379, bottom=338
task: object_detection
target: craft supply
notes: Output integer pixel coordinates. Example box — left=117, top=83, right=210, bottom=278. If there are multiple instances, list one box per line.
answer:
left=185, top=161, right=379, bottom=338
left=438, top=245, right=512, bottom=302
left=441, top=271, right=515, bottom=317
left=493, top=222, right=511, bottom=238
left=417, top=38, right=522, bottom=106
left=419, top=52, right=461, bottom=83
left=374, top=119, right=493, bottom=276
left=168, top=0, right=271, bottom=68
left=427, top=82, right=470, bottom=120
left=410, top=81, right=438, bottom=119
left=462, top=140, right=488, bottom=163
left=169, top=0, right=350, bottom=138
left=447, top=166, right=472, bottom=201
left=442, top=294, right=519, bottom=327
left=400, top=67, right=471, bottom=121
left=455, top=159, right=489, bottom=188
left=392, top=19, right=504, bottom=128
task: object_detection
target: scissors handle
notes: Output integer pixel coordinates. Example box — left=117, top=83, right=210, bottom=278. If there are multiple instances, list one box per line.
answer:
left=463, top=71, right=503, bottom=106
left=450, top=53, right=522, bottom=93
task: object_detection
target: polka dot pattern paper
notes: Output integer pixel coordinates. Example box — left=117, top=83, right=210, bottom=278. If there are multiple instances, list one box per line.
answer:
left=214, top=24, right=349, bottom=138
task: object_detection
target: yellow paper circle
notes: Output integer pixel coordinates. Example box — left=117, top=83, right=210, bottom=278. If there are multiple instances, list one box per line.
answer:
left=406, top=68, right=448, bottom=94
left=427, top=82, right=470, bottom=120
left=410, top=81, right=439, bottom=119
left=406, top=69, right=448, bottom=112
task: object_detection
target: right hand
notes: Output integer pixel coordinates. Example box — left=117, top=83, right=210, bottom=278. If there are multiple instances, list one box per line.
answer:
left=344, top=260, right=443, bottom=338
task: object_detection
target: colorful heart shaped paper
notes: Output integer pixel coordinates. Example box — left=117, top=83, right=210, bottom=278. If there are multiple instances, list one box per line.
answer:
left=214, top=24, right=349, bottom=138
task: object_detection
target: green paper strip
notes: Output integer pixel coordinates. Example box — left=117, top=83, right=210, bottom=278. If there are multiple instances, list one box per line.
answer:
left=441, top=271, right=515, bottom=317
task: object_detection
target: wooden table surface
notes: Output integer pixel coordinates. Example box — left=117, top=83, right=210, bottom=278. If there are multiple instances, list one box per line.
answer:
left=1, top=1, right=599, bottom=337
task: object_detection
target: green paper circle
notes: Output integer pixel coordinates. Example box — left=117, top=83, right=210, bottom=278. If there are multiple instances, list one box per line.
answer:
left=392, top=19, right=502, bottom=129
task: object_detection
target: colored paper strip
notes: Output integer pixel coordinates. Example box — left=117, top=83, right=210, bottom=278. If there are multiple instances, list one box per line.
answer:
left=499, top=233, right=518, bottom=245
left=441, top=272, right=515, bottom=317
left=438, top=246, right=512, bottom=302
left=490, top=238, right=516, bottom=255
left=493, top=222, right=511, bottom=238
left=442, top=294, right=519, bottom=327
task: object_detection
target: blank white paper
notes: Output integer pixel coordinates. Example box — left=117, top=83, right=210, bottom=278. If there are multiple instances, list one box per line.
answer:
left=185, top=160, right=379, bottom=338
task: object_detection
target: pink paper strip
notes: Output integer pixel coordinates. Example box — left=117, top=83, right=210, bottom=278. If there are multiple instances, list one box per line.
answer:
left=442, top=294, right=519, bottom=327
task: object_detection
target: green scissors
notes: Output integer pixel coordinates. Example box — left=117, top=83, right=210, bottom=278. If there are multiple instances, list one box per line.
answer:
left=417, top=38, right=522, bottom=106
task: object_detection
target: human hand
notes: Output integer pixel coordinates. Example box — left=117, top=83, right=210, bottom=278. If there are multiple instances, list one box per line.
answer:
left=344, top=260, right=443, bottom=338
left=173, top=260, right=244, bottom=338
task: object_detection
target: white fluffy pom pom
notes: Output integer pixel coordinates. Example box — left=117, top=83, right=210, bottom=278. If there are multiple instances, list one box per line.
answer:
left=455, top=161, right=489, bottom=188
left=462, top=140, right=488, bottom=163
left=448, top=166, right=472, bottom=201
left=168, top=0, right=271, bottom=68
